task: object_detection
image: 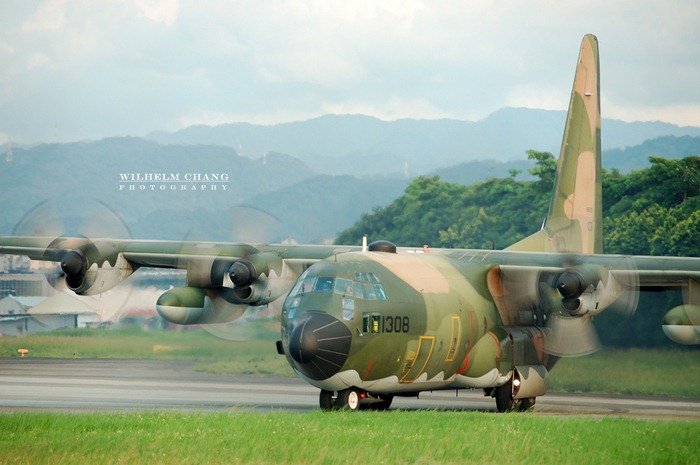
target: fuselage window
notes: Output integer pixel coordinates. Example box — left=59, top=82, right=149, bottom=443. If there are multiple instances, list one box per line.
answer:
left=314, top=277, right=334, bottom=293
left=353, top=272, right=389, bottom=300
left=363, top=282, right=377, bottom=300
left=373, top=284, right=387, bottom=300
left=334, top=278, right=354, bottom=296
left=353, top=281, right=365, bottom=299
left=300, top=277, right=317, bottom=294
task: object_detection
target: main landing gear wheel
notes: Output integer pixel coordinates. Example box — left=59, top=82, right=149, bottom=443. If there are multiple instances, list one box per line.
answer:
left=366, top=395, right=394, bottom=411
left=494, top=379, right=536, bottom=412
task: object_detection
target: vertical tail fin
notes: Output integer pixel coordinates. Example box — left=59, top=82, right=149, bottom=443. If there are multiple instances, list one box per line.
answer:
left=507, top=34, right=602, bottom=254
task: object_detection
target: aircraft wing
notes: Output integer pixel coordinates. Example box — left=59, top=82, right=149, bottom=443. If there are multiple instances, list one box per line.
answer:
left=0, top=235, right=357, bottom=299
left=2, top=236, right=696, bottom=297
left=2, top=236, right=698, bottom=343
left=0, top=236, right=353, bottom=266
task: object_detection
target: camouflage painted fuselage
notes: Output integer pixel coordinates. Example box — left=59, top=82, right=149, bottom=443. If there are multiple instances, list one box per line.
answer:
left=281, top=248, right=549, bottom=394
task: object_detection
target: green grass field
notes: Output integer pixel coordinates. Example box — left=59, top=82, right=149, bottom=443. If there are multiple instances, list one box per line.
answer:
left=1, top=325, right=698, bottom=397
left=0, top=326, right=697, bottom=464
left=0, top=411, right=697, bottom=465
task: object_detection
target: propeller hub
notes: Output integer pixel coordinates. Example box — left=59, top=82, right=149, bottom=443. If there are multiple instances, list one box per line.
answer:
left=60, top=250, right=87, bottom=277
left=229, top=261, right=254, bottom=288
left=556, top=271, right=587, bottom=299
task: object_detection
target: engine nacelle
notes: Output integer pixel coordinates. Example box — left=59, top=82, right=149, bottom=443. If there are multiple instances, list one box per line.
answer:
left=662, top=305, right=700, bottom=345
left=66, top=252, right=135, bottom=295
left=184, top=251, right=293, bottom=306
left=156, top=286, right=248, bottom=325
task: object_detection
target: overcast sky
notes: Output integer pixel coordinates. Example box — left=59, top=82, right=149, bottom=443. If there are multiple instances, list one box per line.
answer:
left=1, top=0, right=699, bottom=144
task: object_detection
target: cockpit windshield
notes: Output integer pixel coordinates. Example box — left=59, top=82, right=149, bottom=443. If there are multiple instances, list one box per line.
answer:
left=286, top=272, right=388, bottom=302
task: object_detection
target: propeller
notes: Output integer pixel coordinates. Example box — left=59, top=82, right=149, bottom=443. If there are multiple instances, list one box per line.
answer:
left=10, top=197, right=135, bottom=322
left=541, top=255, right=640, bottom=357
left=175, top=205, right=285, bottom=342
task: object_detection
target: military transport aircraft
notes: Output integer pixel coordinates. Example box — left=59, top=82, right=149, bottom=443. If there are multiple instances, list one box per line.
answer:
left=1, top=34, right=698, bottom=412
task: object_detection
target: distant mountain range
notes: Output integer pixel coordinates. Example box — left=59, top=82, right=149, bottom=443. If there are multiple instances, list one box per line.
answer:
left=432, top=135, right=700, bottom=185
left=146, top=108, right=700, bottom=176
left=1, top=111, right=699, bottom=243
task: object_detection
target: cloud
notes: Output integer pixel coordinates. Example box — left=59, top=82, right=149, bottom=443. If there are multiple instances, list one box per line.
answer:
left=177, top=108, right=323, bottom=127
left=322, top=96, right=453, bottom=121
left=505, top=84, right=569, bottom=112
left=0, top=40, right=14, bottom=55
left=21, top=0, right=67, bottom=32
left=606, top=102, right=700, bottom=127
left=2, top=0, right=699, bottom=143
left=177, top=111, right=240, bottom=128
left=133, top=0, right=179, bottom=26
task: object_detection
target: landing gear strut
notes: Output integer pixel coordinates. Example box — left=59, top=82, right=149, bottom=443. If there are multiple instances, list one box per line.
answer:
left=319, top=388, right=394, bottom=411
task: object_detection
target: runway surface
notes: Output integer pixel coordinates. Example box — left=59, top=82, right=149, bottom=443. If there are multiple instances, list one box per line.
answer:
left=1, top=358, right=698, bottom=420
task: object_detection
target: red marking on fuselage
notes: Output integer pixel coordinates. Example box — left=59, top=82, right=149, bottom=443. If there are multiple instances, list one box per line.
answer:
left=457, top=353, right=469, bottom=375
left=363, top=359, right=374, bottom=380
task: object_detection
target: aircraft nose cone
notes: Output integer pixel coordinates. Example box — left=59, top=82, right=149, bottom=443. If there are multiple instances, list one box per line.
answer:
left=287, top=312, right=352, bottom=380
left=289, top=319, right=319, bottom=364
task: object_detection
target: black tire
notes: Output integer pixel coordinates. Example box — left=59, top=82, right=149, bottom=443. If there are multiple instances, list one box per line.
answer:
left=494, top=380, right=515, bottom=412
left=516, top=397, right=536, bottom=412
left=336, top=388, right=362, bottom=411
left=319, top=390, right=335, bottom=411
left=367, top=395, right=394, bottom=411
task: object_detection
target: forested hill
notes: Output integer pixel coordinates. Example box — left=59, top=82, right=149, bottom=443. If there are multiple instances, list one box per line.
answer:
left=335, top=153, right=700, bottom=257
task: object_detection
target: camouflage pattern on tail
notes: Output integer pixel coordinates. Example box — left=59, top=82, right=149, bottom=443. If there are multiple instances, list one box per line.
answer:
left=508, top=34, right=602, bottom=254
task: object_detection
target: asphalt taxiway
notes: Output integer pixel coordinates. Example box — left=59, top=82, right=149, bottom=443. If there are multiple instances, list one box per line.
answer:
left=0, top=358, right=698, bottom=419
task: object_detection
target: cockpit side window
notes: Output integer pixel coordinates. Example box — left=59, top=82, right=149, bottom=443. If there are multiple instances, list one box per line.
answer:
left=300, top=277, right=317, bottom=294
left=353, top=272, right=388, bottom=300
left=334, top=278, right=354, bottom=296
left=373, top=284, right=387, bottom=300
left=353, top=281, right=365, bottom=299
left=363, top=283, right=377, bottom=300
left=314, top=277, right=334, bottom=293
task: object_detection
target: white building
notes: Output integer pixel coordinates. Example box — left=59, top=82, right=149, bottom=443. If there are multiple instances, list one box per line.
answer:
left=0, top=293, right=100, bottom=336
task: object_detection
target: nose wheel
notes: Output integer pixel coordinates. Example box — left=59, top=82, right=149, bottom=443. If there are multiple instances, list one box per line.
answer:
left=337, top=388, right=361, bottom=410
left=319, top=389, right=394, bottom=411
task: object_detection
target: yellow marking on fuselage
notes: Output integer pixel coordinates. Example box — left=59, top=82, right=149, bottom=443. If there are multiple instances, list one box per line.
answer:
left=445, top=315, right=461, bottom=362
left=400, top=336, right=436, bottom=383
